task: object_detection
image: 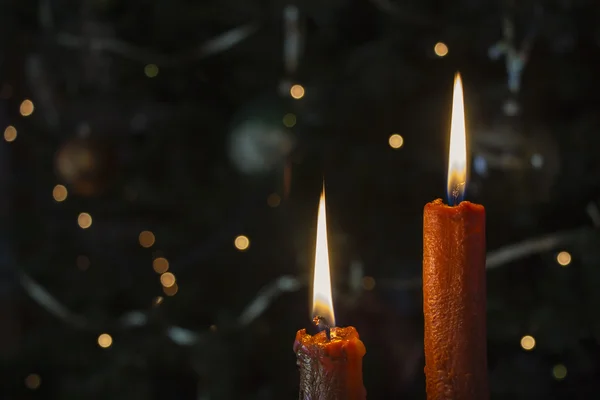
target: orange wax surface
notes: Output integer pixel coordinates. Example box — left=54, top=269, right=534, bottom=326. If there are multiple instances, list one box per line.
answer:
left=294, top=326, right=366, bottom=400
left=423, top=199, right=488, bottom=400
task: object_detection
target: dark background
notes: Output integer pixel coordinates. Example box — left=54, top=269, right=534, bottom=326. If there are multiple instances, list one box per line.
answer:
left=2, top=0, right=600, bottom=398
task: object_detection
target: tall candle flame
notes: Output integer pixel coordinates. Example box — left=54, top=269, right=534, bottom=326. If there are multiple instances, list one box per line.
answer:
left=311, top=185, right=335, bottom=326
left=447, top=72, right=468, bottom=205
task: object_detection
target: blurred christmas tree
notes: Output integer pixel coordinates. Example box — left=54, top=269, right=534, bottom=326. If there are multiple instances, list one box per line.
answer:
left=1, top=0, right=600, bottom=399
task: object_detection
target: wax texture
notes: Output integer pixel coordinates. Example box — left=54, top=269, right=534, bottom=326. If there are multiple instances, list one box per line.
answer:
left=423, top=199, right=488, bottom=400
left=294, top=326, right=366, bottom=400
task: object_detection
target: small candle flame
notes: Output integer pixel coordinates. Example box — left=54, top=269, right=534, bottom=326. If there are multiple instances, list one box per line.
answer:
left=447, top=72, right=468, bottom=205
left=311, top=185, right=335, bottom=327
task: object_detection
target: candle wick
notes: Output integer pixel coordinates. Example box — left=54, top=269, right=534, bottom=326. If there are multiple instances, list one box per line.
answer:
left=313, top=315, right=331, bottom=341
left=451, top=181, right=465, bottom=206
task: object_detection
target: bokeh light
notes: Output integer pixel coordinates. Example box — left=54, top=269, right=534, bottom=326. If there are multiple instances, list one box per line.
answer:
left=389, top=134, right=404, bottom=149
left=139, top=231, right=155, bottom=248
left=557, top=251, right=571, bottom=267
left=4, top=125, right=17, bottom=142
left=234, top=235, right=250, bottom=251
left=24, top=374, right=41, bottom=390
left=283, top=113, right=297, bottom=128
left=144, top=64, right=159, bottom=78
left=160, top=272, right=176, bottom=288
left=76, top=255, right=90, bottom=271
left=163, top=282, right=178, bottom=296
left=53, top=184, right=68, bottom=202
left=362, top=276, right=376, bottom=290
left=290, top=84, right=305, bottom=99
left=153, top=257, right=169, bottom=274
left=97, top=333, right=113, bottom=348
left=267, top=193, right=281, bottom=208
left=520, top=335, right=536, bottom=350
left=78, top=212, right=92, bottom=229
left=434, top=42, right=449, bottom=57
left=19, top=99, right=34, bottom=116
left=552, top=364, right=567, bottom=380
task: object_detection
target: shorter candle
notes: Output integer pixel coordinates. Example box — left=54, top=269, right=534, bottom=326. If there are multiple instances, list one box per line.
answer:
left=294, top=187, right=367, bottom=400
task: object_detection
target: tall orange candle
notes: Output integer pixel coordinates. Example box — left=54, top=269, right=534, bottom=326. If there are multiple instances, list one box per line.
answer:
left=422, top=73, right=488, bottom=400
left=293, top=187, right=367, bottom=400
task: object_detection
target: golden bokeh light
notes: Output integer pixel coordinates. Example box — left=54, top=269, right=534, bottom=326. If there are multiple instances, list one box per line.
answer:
left=210, top=324, right=218, bottom=332
left=362, top=276, right=376, bottom=291
left=434, top=42, right=449, bottom=57
left=153, top=296, right=164, bottom=306
left=267, top=193, right=281, bottom=208
left=139, top=230, right=155, bottom=248
left=20, top=99, right=34, bottom=116
left=388, top=134, right=404, bottom=149
left=78, top=212, right=92, bottom=229
left=144, top=64, right=159, bottom=78
left=290, top=84, right=305, bottom=99
left=283, top=113, right=297, bottom=128
left=163, top=282, right=178, bottom=296
left=556, top=251, right=571, bottom=267
left=24, top=374, right=41, bottom=390
left=160, top=272, right=176, bottom=288
left=4, top=125, right=17, bottom=142
left=97, top=333, right=113, bottom=348
left=53, top=184, right=68, bottom=202
left=76, top=255, right=90, bottom=271
left=520, top=335, right=536, bottom=351
left=153, top=257, right=169, bottom=274
left=552, top=364, right=567, bottom=380
left=234, top=235, right=250, bottom=251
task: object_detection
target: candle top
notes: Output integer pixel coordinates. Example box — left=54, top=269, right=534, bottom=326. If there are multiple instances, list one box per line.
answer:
left=426, top=198, right=484, bottom=212
left=294, top=326, right=366, bottom=359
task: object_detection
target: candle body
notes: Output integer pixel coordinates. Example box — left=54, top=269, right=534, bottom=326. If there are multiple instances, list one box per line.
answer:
left=423, top=199, right=488, bottom=400
left=294, top=326, right=366, bottom=400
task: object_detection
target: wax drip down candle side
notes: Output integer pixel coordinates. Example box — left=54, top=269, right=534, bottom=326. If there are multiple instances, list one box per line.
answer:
left=422, top=73, right=489, bottom=400
left=293, top=186, right=367, bottom=400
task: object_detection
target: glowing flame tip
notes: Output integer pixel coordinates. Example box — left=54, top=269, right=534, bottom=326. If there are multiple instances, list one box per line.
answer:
left=447, top=72, right=468, bottom=205
left=311, top=187, right=335, bottom=327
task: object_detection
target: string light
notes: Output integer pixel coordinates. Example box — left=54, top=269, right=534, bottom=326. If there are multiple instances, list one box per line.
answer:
left=283, top=113, right=297, bottom=128
left=160, top=272, right=176, bottom=288
left=520, top=335, right=536, bottom=350
left=53, top=184, right=68, bottom=202
left=163, top=283, right=178, bottom=296
left=388, top=134, right=404, bottom=149
left=556, top=251, right=571, bottom=267
left=24, top=374, right=41, bottom=390
left=434, top=42, right=449, bottom=57
left=267, top=193, right=281, bottom=208
left=97, top=333, right=113, bottom=348
left=290, top=84, right=305, bottom=99
left=234, top=235, right=250, bottom=251
left=19, top=99, right=34, bottom=116
left=139, top=231, right=155, bottom=248
left=144, top=64, right=159, bottom=78
left=4, top=125, right=17, bottom=142
left=153, top=296, right=164, bottom=306
left=153, top=257, right=169, bottom=274
left=362, top=276, right=376, bottom=290
left=552, top=364, right=567, bottom=380
left=78, top=212, right=92, bottom=229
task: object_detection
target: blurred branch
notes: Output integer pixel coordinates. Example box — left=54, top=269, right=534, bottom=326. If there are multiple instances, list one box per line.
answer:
left=18, top=270, right=303, bottom=346
left=55, top=23, right=259, bottom=66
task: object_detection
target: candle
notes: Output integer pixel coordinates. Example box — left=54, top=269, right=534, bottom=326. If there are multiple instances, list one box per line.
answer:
left=294, top=187, right=367, bottom=400
left=422, top=73, right=488, bottom=399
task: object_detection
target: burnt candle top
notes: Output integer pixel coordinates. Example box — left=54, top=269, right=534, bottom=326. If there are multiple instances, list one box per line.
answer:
left=426, top=198, right=484, bottom=212
left=294, top=327, right=365, bottom=359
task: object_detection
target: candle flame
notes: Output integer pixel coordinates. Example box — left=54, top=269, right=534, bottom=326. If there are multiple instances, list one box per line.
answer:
left=312, top=186, right=335, bottom=327
left=447, top=72, right=468, bottom=205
